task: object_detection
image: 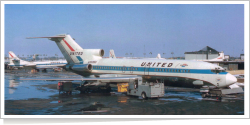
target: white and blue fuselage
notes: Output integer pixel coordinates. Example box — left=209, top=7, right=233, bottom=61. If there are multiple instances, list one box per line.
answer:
left=70, top=58, right=236, bottom=88
left=28, top=34, right=237, bottom=88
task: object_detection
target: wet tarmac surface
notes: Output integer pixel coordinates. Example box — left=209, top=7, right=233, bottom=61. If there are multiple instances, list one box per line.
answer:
left=4, top=69, right=244, bottom=115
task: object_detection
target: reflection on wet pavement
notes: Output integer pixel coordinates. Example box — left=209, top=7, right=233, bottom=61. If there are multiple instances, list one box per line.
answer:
left=4, top=70, right=244, bottom=115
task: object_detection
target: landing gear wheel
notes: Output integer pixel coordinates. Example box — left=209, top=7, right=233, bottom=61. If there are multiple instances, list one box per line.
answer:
left=201, top=93, right=206, bottom=98
left=85, top=88, right=90, bottom=93
left=141, top=92, right=147, bottom=99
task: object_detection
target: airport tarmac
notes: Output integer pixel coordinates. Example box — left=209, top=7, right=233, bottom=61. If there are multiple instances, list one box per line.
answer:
left=4, top=69, right=244, bottom=115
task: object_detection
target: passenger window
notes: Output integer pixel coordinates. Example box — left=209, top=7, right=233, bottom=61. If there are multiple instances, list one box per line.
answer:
left=188, top=70, right=190, bottom=73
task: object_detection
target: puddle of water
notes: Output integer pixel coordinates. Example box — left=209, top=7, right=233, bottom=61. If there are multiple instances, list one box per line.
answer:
left=50, top=101, right=59, bottom=104
left=237, top=111, right=244, bottom=114
left=5, top=75, right=59, bottom=100
left=159, top=98, right=184, bottom=102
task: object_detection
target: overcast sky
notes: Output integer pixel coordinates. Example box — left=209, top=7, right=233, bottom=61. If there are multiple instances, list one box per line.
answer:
left=4, top=3, right=244, bottom=58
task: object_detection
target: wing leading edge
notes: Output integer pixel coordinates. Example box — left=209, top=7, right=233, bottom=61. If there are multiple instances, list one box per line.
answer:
left=20, top=76, right=141, bottom=83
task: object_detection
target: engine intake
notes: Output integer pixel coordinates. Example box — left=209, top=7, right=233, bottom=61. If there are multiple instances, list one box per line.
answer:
left=83, top=49, right=104, bottom=57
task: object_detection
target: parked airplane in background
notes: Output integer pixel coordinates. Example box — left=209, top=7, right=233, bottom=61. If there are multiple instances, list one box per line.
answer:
left=205, top=52, right=225, bottom=62
left=109, top=49, right=116, bottom=58
left=27, top=34, right=237, bottom=90
left=8, top=51, right=67, bottom=71
left=195, top=52, right=225, bottom=62
left=156, top=54, right=162, bottom=59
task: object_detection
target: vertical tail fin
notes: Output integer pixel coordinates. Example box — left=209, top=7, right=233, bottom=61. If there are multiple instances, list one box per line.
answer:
left=8, top=51, right=31, bottom=67
left=156, top=53, right=162, bottom=59
left=9, top=51, right=20, bottom=65
left=27, top=34, right=104, bottom=64
left=53, top=34, right=84, bottom=64
left=27, top=34, right=83, bottom=64
left=109, top=49, right=116, bottom=58
left=9, top=51, right=20, bottom=60
left=219, top=51, right=225, bottom=60
left=209, top=51, right=225, bottom=61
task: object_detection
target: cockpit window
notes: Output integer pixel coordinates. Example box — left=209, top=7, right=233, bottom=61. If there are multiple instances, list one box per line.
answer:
left=211, top=69, right=226, bottom=74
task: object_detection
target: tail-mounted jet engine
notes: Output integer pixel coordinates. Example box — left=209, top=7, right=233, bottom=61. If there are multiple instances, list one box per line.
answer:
left=83, top=49, right=104, bottom=57
left=65, top=64, right=92, bottom=72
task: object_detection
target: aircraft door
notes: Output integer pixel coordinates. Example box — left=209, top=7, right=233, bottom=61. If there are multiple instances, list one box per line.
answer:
left=144, top=66, right=150, bottom=75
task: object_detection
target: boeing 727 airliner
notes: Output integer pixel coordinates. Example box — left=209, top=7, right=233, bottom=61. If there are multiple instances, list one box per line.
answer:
left=8, top=51, right=67, bottom=71
left=27, top=34, right=237, bottom=89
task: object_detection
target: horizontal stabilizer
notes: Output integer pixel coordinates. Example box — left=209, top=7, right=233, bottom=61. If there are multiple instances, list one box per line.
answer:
left=26, top=36, right=66, bottom=39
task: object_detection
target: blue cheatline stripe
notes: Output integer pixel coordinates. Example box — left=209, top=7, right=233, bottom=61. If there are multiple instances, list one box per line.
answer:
left=76, top=56, right=83, bottom=64
left=36, top=63, right=67, bottom=66
left=8, top=65, right=24, bottom=66
left=91, top=65, right=228, bottom=75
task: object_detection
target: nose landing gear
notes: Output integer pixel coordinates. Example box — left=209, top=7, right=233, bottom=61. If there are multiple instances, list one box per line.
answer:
left=200, top=86, right=243, bottom=98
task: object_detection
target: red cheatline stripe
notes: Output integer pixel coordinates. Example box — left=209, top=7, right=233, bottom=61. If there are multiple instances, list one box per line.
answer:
left=63, top=39, right=75, bottom=51
left=9, top=53, right=14, bottom=58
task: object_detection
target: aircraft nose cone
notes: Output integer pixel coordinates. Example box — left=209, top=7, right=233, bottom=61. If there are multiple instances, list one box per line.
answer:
left=226, top=73, right=237, bottom=86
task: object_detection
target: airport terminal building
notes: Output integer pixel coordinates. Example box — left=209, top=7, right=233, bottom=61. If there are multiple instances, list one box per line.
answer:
left=184, top=46, right=220, bottom=60
left=184, top=46, right=244, bottom=70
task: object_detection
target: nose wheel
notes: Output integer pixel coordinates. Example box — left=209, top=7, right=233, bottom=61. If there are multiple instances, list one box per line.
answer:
left=141, top=92, right=147, bottom=99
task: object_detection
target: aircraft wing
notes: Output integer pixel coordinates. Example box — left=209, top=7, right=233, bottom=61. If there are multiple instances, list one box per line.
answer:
left=35, top=66, right=65, bottom=69
left=20, top=76, right=141, bottom=83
